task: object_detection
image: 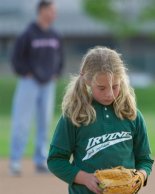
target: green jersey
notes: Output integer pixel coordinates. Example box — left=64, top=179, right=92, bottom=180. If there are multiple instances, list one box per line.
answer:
left=47, top=100, right=154, bottom=194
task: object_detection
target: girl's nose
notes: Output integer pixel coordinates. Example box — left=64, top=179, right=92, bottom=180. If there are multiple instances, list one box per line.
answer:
left=105, top=89, right=113, bottom=99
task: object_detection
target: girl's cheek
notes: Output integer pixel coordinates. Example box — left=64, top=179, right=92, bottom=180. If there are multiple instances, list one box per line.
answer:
left=115, top=89, right=120, bottom=97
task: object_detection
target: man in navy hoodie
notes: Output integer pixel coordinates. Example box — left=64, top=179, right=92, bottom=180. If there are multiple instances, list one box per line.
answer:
left=10, top=0, right=63, bottom=175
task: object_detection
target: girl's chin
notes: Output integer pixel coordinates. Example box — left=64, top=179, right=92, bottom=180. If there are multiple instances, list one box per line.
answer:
left=100, top=100, right=113, bottom=105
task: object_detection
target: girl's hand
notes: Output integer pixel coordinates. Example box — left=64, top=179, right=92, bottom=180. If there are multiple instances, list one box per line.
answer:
left=83, top=173, right=103, bottom=194
left=74, top=170, right=102, bottom=194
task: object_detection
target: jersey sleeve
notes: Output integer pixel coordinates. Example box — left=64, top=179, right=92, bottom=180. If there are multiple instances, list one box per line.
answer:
left=133, top=110, right=154, bottom=175
left=47, top=146, right=80, bottom=184
left=51, top=115, right=76, bottom=152
left=47, top=116, right=80, bottom=184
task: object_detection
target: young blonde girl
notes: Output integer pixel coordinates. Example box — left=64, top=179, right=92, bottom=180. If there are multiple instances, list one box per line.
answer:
left=47, top=46, right=154, bottom=194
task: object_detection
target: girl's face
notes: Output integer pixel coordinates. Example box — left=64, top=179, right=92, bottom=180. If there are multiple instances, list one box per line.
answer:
left=90, top=73, right=121, bottom=105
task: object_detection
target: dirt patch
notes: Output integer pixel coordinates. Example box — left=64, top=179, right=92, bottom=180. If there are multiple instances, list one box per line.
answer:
left=0, top=159, right=154, bottom=194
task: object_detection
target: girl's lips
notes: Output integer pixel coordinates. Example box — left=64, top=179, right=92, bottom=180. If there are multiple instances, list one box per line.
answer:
left=100, top=99, right=114, bottom=105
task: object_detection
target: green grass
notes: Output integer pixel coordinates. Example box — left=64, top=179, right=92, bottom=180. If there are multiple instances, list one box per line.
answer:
left=135, top=85, right=155, bottom=113
left=0, top=77, right=155, bottom=157
left=143, top=112, right=155, bottom=157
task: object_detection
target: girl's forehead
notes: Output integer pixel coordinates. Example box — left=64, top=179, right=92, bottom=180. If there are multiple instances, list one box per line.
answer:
left=93, top=73, right=120, bottom=85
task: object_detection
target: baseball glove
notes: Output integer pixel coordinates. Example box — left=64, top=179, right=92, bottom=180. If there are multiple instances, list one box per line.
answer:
left=94, top=166, right=145, bottom=194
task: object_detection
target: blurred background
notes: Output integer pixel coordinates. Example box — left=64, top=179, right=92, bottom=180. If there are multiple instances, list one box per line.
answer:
left=0, top=0, right=155, bottom=158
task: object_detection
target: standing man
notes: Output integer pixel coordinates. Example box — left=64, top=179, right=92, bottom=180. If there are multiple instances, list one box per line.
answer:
left=10, top=0, right=63, bottom=175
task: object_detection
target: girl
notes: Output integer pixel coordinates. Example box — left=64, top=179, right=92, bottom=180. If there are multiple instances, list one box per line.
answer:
left=47, top=46, right=154, bottom=194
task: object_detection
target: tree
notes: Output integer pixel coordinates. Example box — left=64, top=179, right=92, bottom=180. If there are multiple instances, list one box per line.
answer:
left=83, top=0, right=155, bottom=38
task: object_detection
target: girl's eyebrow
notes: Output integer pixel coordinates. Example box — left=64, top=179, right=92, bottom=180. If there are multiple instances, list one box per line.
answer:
left=96, top=83, right=120, bottom=89
left=97, top=82, right=119, bottom=86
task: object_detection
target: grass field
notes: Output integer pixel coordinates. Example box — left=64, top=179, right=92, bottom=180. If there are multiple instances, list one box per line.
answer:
left=0, top=77, right=155, bottom=157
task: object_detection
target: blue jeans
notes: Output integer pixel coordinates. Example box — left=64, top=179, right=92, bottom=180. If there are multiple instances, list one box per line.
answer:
left=10, top=77, right=56, bottom=166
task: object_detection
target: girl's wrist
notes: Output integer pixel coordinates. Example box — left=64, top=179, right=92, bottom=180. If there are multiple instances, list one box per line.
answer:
left=138, top=169, right=147, bottom=180
left=74, top=170, right=89, bottom=185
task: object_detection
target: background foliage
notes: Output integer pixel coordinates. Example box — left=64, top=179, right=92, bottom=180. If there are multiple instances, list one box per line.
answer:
left=84, top=0, right=155, bottom=37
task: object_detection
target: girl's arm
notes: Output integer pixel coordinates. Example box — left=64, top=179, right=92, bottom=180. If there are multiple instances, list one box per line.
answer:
left=135, top=154, right=154, bottom=185
left=133, top=110, right=154, bottom=184
left=47, top=146, right=102, bottom=194
left=47, top=146, right=80, bottom=184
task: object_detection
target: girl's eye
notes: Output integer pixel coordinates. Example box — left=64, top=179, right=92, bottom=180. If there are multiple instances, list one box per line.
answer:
left=98, top=87, right=105, bottom=91
left=113, top=85, right=119, bottom=90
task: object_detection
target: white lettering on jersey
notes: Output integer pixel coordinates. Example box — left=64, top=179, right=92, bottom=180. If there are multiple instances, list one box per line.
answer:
left=82, top=131, right=132, bottom=161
